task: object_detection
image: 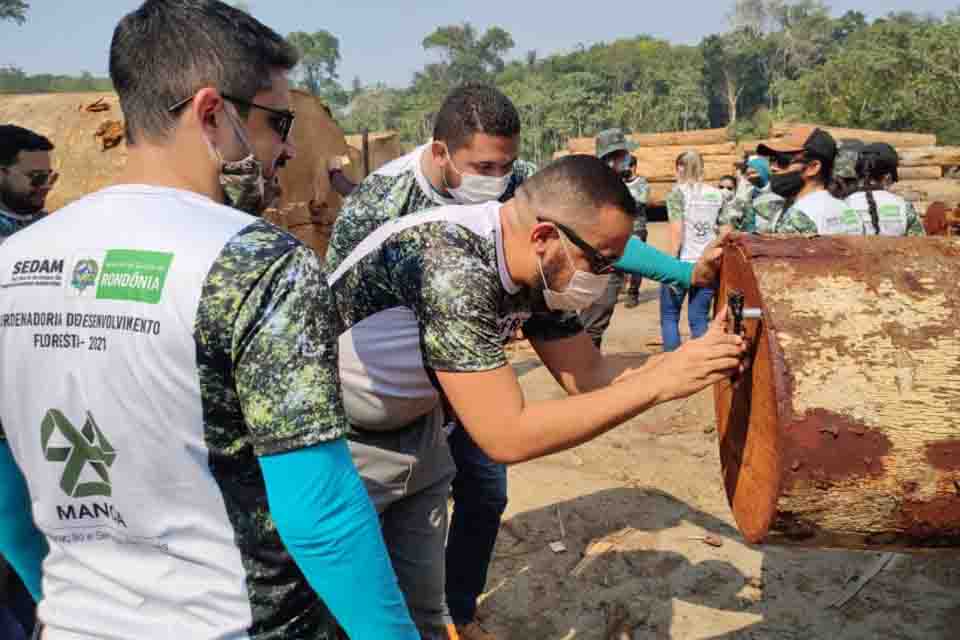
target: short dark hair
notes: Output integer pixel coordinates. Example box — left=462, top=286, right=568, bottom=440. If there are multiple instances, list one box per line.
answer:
left=433, top=84, right=521, bottom=153
left=518, top=155, right=637, bottom=222
left=109, top=0, right=299, bottom=145
left=720, top=175, right=736, bottom=184
left=0, top=125, right=54, bottom=167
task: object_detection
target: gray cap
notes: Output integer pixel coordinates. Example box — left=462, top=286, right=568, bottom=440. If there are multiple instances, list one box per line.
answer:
left=595, top=129, right=638, bottom=159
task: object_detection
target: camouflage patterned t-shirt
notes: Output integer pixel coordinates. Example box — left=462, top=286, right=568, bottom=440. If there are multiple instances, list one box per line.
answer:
left=327, top=201, right=581, bottom=432
left=0, top=185, right=346, bottom=639
left=326, top=143, right=537, bottom=267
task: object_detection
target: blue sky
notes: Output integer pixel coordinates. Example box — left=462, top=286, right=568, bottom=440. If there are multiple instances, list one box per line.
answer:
left=2, top=1, right=955, bottom=87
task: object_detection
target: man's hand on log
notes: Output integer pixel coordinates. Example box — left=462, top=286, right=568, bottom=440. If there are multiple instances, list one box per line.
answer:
left=691, top=232, right=729, bottom=288
left=650, top=305, right=747, bottom=403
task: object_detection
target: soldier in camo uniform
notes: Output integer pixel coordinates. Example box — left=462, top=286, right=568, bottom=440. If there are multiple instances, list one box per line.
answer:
left=328, top=84, right=535, bottom=640
left=829, top=139, right=865, bottom=200
left=0, top=126, right=58, bottom=244
left=327, top=155, right=746, bottom=640
left=719, top=157, right=785, bottom=234
left=579, top=129, right=648, bottom=347
left=758, top=127, right=863, bottom=235
left=0, top=3, right=417, bottom=639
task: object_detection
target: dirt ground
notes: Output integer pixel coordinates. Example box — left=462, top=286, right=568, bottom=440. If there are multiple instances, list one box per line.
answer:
left=481, top=223, right=960, bottom=640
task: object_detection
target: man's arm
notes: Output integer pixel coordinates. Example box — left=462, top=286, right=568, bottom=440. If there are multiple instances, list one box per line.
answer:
left=0, top=441, right=47, bottom=602
left=223, top=237, right=416, bottom=640
left=435, top=313, right=744, bottom=464
left=260, top=442, right=417, bottom=639
left=905, top=201, right=926, bottom=236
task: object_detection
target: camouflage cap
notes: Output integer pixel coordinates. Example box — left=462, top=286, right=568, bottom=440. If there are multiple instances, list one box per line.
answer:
left=834, top=139, right=865, bottom=179
left=595, top=129, right=638, bottom=160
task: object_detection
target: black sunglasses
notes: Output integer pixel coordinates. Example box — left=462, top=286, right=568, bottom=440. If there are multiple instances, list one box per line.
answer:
left=5, top=168, right=58, bottom=188
left=772, top=152, right=808, bottom=171
left=168, top=94, right=296, bottom=143
left=537, top=216, right=617, bottom=275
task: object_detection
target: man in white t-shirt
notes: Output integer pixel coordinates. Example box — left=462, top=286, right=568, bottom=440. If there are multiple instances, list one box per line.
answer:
left=0, top=2, right=417, bottom=639
left=759, top=127, right=863, bottom=235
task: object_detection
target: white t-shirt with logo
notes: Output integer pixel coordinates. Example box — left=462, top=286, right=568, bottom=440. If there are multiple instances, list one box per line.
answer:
left=0, top=185, right=347, bottom=639
left=845, top=190, right=912, bottom=236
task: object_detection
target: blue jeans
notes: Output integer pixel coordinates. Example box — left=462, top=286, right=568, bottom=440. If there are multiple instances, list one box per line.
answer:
left=0, top=573, right=34, bottom=640
left=445, top=426, right=508, bottom=625
left=660, top=284, right=715, bottom=352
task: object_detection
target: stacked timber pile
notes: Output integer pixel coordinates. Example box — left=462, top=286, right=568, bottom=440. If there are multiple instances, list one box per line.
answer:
left=0, top=90, right=354, bottom=257
left=561, top=122, right=957, bottom=211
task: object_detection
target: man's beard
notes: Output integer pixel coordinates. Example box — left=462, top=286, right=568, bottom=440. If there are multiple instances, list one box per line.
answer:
left=531, top=249, right=567, bottom=309
left=0, top=185, right=45, bottom=215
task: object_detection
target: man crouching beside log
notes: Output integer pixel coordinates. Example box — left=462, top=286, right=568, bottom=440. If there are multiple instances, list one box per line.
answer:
left=327, top=154, right=747, bottom=639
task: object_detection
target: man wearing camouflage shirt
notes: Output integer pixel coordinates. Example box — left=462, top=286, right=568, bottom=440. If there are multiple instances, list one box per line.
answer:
left=758, top=127, right=863, bottom=235
left=579, top=129, right=647, bottom=347
left=829, top=139, right=865, bottom=200
left=0, top=125, right=58, bottom=243
left=719, top=157, right=784, bottom=234
left=0, top=2, right=417, bottom=639
left=328, top=155, right=746, bottom=640
left=328, top=84, right=535, bottom=640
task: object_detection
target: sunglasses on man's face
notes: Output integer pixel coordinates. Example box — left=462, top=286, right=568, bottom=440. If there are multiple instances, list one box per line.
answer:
left=168, top=93, right=296, bottom=143
left=6, top=168, right=58, bottom=188
left=536, top=216, right=618, bottom=275
left=771, top=152, right=808, bottom=171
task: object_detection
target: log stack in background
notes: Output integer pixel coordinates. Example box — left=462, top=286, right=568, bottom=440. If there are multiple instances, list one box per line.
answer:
left=714, top=233, right=960, bottom=552
left=561, top=123, right=960, bottom=212
left=0, top=90, right=355, bottom=258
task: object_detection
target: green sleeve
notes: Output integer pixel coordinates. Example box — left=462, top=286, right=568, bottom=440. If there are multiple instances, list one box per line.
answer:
left=775, top=207, right=819, bottom=234
left=615, top=236, right=694, bottom=289
left=905, top=201, right=926, bottom=236
left=666, top=188, right=685, bottom=222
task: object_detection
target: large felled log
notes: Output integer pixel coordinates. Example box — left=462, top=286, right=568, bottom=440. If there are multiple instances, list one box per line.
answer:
left=771, top=122, right=937, bottom=148
left=714, top=234, right=960, bottom=552
left=897, top=146, right=960, bottom=168
left=891, top=179, right=960, bottom=206
left=345, top=131, right=405, bottom=178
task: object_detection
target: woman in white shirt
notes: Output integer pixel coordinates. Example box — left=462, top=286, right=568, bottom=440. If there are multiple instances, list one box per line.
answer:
left=660, top=151, right=726, bottom=351
left=845, top=143, right=925, bottom=237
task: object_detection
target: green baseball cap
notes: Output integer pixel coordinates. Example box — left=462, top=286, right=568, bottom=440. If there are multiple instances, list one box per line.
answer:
left=834, top=139, right=865, bottom=179
left=595, top=129, right=638, bottom=159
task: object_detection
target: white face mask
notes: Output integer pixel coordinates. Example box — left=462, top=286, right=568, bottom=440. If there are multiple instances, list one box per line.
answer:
left=443, top=145, right=512, bottom=204
left=538, top=233, right=611, bottom=312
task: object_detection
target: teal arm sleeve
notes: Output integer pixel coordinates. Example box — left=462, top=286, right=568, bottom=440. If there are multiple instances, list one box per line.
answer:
left=259, top=440, right=418, bottom=640
left=614, top=236, right=694, bottom=289
left=0, top=441, right=47, bottom=602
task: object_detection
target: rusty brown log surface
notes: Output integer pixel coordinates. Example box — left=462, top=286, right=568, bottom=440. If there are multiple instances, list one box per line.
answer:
left=714, top=234, right=960, bottom=552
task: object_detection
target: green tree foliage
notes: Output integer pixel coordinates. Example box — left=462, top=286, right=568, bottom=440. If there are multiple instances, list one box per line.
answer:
left=0, top=0, right=28, bottom=24
left=422, top=23, right=515, bottom=86
left=0, top=66, right=112, bottom=93
left=287, top=30, right=348, bottom=108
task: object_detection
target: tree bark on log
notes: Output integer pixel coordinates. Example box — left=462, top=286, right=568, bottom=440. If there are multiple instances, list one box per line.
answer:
left=714, top=234, right=960, bottom=552
left=770, top=123, right=937, bottom=148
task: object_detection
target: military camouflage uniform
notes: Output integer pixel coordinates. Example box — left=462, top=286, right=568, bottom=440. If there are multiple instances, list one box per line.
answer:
left=719, top=184, right=785, bottom=233
left=327, top=145, right=537, bottom=268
